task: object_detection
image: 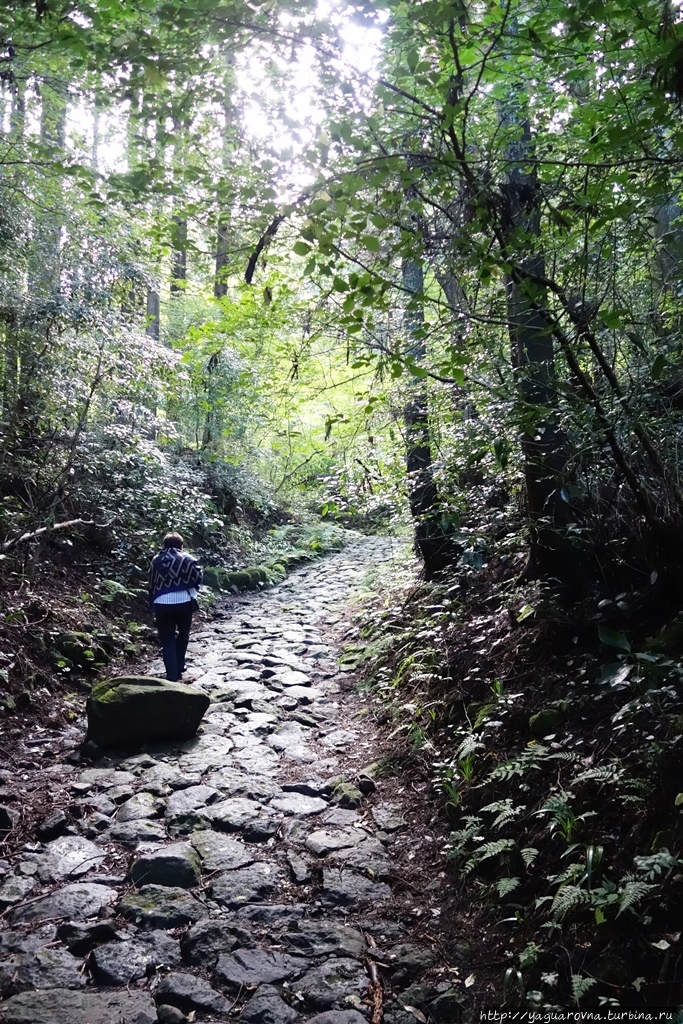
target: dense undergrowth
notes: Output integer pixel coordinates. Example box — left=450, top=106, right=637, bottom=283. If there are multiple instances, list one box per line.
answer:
left=347, top=535, right=683, bottom=1012
left=0, top=428, right=350, bottom=734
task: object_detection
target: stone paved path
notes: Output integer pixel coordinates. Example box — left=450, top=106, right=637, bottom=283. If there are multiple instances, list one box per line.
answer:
left=0, top=537, right=460, bottom=1024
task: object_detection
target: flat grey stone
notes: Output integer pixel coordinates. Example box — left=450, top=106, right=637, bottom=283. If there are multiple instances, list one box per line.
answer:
left=103, top=784, right=135, bottom=803
left=208, top=797, right=262, bottom=831
left=385, top=942, right=437, bottom=976
left=297, top=957, right=369, bottom=1009
left=237, top=903, right=308, bottom=928
left=305, top=829, right=362, bottom=856
left=270, top=794, right=327, bottom=816
left=90, top=933, right=181, bottom=985
left=321, top=808, right=360, bottom=826
left=283, top=922, right=366, bottom=959
left=0, top=989, right=157, bottom=1024
left=206, top=767, right=281, bottom=801
left=0, top=925, right=58, bottom=957
left=36, top=836, right=105, bottom=882
left=178, top=734, right=234, bottom=773
left=56, top=920, right=120, bottom=955
left=233, top=746, right=280, bottom=773
left=371, top=804, right=405, bottom=832
left=191, top=830, right=255, bottom=871
left=243, top=817, right=281, bottom=842
left=80, top=793, right=117, bottom=817
left=79, top=769, right=137, bottom=788
left=275, top=695, right=299, bottom=711
left=214, top=948, right=309, bottom=990
left=0, top=947, right=84, bottom=994
left=279, top=744, right=317, bottom=763
left=232, top=683, right=275, bottom=705
left=117, top=792, right=164, bottom=822
left=10, top=882, right=116, bottom=924
left=211, top=862, right=284, bottom=908
left=307, top=1014, right=369, bottom=1024
left=286, top=850, right=311, bottom=883
left=263, top=653, right=306, bottom=670
left=165, top=785, right=219, bottom=818
left=180, top=918, right=242, bottom=967
left=321, top=730, right=357, bottom=750
left=281, top=685, right=322, bottom=704
left=137, top=762, right=202, bottom=794
left=155, top=972, right=231, bottom=1015
left=36, top=809, right=69, bottom=841
left=119, top=884, right=208, bottom=929
left=266, top=723, right=307, bottom=751
left=337, top=838, right=392, bottom=879
left=275, top=670, right=311, bottom=687
left=321, top=868, right=392, bottom=907
left=0, top=874, right=37, bottom=911
left=129, top=843, right=201, bottom=888
left=109, top=818, right=168, bottom=844
left=239, top=984, right=300, bottom=1024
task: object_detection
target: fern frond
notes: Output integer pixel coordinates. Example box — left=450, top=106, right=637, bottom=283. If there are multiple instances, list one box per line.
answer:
left=550, top=884, right=590, bottom=920
left=550, top=862, right=585, bottom=886
left=571, top=975, right=597, bottom=1002
left=457, top=734, right=484, bottom=759
left=574, top=764, right=624, bottom=785
left=617, top=880, right=655, bottom=916
left=521, top=847, right=539, bottom=867
left=479, top=838, right=516, bottom=861
left=496, top=876, right=520, bottom=897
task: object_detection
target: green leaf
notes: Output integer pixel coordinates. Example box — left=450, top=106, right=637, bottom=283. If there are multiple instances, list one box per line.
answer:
left=293, top=240, right=311, bottom=256
left=361, top=234, right=380, bottom=252
left=651, top=354, right=667, bottom=380
left=598, top=627, right=631, bottom=652
left=405, top=361, right=428, bottom=379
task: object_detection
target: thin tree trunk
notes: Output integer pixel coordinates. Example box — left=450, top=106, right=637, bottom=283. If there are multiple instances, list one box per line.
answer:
left=19, top=77, right=67, bottom=421
left=214, top=59, right=236, bottom=299
left=145, top=288, right=160, bottom=340
left=214, top=222, right=230, bottom=298
left=499, top=90, right=573, bottom=582
left=2, top=86, right=24, bottom=420
left=170, top=115, right=187, bottom=294
left=402, top=257, right=455, bottom=576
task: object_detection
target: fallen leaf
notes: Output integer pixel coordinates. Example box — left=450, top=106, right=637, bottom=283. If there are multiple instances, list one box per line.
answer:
left=402, top=1006, right=428, bottom=1024
left=652, top=939, right=670, bottom=950
left=465, top=973, right=476, bottom=987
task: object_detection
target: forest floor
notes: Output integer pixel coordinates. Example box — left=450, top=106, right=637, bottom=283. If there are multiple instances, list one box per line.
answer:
left=0, top=536, right=466, bottom=1024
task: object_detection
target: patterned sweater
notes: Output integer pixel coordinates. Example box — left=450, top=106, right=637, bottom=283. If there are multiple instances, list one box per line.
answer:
left=149, top=548, right=203, bottom=603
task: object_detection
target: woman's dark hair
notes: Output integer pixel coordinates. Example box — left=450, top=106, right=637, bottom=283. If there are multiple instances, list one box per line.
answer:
left=162, top=532, right=184, bottom=549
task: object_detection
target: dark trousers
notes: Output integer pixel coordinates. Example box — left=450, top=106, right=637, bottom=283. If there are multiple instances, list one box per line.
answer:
left=154, top=602, right=193, bottom=682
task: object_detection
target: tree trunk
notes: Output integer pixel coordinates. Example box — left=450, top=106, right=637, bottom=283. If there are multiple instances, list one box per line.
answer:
left=170, top=214, right=187, bottom=293
left=402, top=257, right=455, bottom=576
left=214, top=222, right=230, bottom=298
left=19, top=77, right=67, bottom=421
left=499, top=99, right=573, bottom=582
left=214, top=59, right=236, bottom=299
left=146, top=288, right=160, bottom=340
left=2, top=85, right=24, bottom=420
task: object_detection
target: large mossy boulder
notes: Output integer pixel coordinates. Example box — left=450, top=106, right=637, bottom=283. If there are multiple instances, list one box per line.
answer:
left=203, top=565, right=270, bottom=593
left=86, top=677, right=210, bottom=748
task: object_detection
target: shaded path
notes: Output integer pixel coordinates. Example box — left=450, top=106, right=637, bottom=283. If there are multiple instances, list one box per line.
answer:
left=0, top=537, right=460, bottom=1024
